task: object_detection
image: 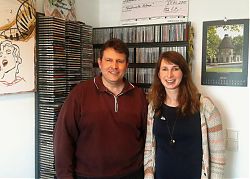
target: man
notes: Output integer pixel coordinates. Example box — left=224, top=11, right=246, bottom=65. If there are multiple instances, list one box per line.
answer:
left=54, top=38, right=148, bottom=179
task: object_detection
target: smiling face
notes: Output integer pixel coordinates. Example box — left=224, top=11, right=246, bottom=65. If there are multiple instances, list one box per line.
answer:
left=158, top=59, right=183, bottom=92
left=98, top=47, right=128, bottom=87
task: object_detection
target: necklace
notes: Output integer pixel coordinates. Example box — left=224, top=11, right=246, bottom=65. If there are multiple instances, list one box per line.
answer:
left=165, top=115, right=178, bottom=146
left=161, top=104, right=178, bottom=146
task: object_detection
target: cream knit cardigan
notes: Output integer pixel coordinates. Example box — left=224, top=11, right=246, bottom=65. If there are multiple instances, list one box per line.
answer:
left=144, top=95, right=226, bottom=179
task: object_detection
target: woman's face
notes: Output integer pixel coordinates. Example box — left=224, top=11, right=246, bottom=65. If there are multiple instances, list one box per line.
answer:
left=158, top=59, right=183, bottom=91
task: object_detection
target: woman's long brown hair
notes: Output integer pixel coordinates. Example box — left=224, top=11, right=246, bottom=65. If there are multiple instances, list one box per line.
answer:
left=148, top=51, right=200, bottom=117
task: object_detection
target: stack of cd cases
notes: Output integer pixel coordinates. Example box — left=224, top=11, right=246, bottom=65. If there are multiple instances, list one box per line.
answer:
left=36, top=14, right=67, bottom=178
left=36, top=13, right=93, bottom=179
left=65, top=21, right=82, bottom=93
left=80, top=23, right=94, bottom=81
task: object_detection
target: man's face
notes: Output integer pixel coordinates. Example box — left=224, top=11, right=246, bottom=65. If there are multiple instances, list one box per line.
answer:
left=0, top=45, right=16, bottom=79
left=98, top=48, right=128, bottom=86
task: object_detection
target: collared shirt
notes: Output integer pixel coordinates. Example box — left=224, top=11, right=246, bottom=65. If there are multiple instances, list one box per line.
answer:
left=54, top=75, right=148, bottom=178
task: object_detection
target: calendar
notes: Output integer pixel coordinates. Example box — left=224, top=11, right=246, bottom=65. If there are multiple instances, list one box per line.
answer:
left=201, top=19, right=249, bottom=87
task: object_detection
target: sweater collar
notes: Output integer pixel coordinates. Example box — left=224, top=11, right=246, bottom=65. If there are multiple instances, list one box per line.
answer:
left=94, top=74, right=135, bottom=94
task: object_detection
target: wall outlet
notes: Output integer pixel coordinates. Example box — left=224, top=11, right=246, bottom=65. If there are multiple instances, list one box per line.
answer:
left=226, top=139, right=238, bottom=151
left=226, top=128, right=239, bottom=152
left=226, top=129, right=239, bottom=140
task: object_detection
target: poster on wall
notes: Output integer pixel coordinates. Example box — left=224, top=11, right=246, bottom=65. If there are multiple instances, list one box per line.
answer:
left=201, top=19, right=249, bottom=87
left=44, top=0, right=76, bottom=21
left=120, top=0, right=189, bottom=25
left=0, top=0, right=36, bottom=95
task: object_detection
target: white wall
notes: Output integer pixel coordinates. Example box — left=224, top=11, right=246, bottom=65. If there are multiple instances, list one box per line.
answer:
left=82, top=0, right=250, bottom=178
left=75, top=0, right=99, bottom=27
left=189, top=1, right=249, bottom=178
left=0, top=0, right=248, bottom=178
left=0, top=93, right=35, bottom=178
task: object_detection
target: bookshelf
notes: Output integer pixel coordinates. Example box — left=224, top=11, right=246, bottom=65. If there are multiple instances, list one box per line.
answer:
left=92, top=22, right=192, bottom=91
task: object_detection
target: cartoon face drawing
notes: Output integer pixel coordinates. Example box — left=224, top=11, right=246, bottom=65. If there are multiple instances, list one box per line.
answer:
left=0, top=40, right=22, bottom=80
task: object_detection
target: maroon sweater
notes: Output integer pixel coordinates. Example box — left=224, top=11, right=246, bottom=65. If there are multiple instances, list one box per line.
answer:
left=54, top=76, right=148, bottom=178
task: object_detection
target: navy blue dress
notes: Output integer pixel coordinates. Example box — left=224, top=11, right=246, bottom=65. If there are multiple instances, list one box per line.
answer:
left=153, top=104, right=202, bottom=179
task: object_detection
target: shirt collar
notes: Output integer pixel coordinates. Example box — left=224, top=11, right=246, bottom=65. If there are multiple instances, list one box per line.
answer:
left=94, top=74, right=135, bottom=94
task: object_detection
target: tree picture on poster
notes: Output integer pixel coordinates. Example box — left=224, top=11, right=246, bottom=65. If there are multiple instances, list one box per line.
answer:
left=201, top=19, right=249, bottom=87
left=0, top=0, right=36, bottom=95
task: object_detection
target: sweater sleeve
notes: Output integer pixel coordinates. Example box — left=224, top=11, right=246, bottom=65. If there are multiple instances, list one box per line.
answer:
left=139, top=89, right=149, bottom=144
left=53, top=88, right=81, bottom=179
left=144, top=104, right=155, bottom=179
left=202, top=96, right=226, bottom=178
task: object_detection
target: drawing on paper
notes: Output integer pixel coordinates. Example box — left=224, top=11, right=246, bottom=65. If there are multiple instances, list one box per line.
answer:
left=0, top=0, right=36, bottom=41
left=0, top=40, right=25, bottom=86
left=0, top=0, right=36, bottom=95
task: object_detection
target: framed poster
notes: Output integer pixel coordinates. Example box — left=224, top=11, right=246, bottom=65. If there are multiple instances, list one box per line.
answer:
left=0, top=0, right=36, bottom=95
left=201, top=19, right=249, bottom=87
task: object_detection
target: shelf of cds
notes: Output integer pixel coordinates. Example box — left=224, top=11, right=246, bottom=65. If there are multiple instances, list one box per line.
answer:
left=92, top=22, right=192, bottom=91
left=35, top=13, right=93, bottom=179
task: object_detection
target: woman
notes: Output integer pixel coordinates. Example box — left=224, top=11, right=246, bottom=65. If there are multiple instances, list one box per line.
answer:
left=144, top=51, right=225, bottom=179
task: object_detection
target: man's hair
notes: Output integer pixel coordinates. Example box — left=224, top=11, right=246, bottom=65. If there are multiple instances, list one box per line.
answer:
left=99, top=38, right=129, bottom=62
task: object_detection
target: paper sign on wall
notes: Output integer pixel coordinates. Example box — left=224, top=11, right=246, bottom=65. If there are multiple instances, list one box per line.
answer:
left=121, top=0, right=189, bottom=25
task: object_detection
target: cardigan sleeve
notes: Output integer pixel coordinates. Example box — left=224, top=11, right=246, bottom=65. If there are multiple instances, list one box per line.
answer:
left=201, top=96, right=226, bottom=178
left=144, top=104, right=155, bottom=179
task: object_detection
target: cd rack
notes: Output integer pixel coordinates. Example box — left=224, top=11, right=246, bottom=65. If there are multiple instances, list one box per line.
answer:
left=35, top=13, right=93, bottom=179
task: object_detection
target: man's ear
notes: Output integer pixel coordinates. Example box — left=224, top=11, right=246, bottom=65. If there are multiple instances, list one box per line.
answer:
left=97, top=58, right=101, bottom=68
left=126, top=61, right=129, bottom=68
